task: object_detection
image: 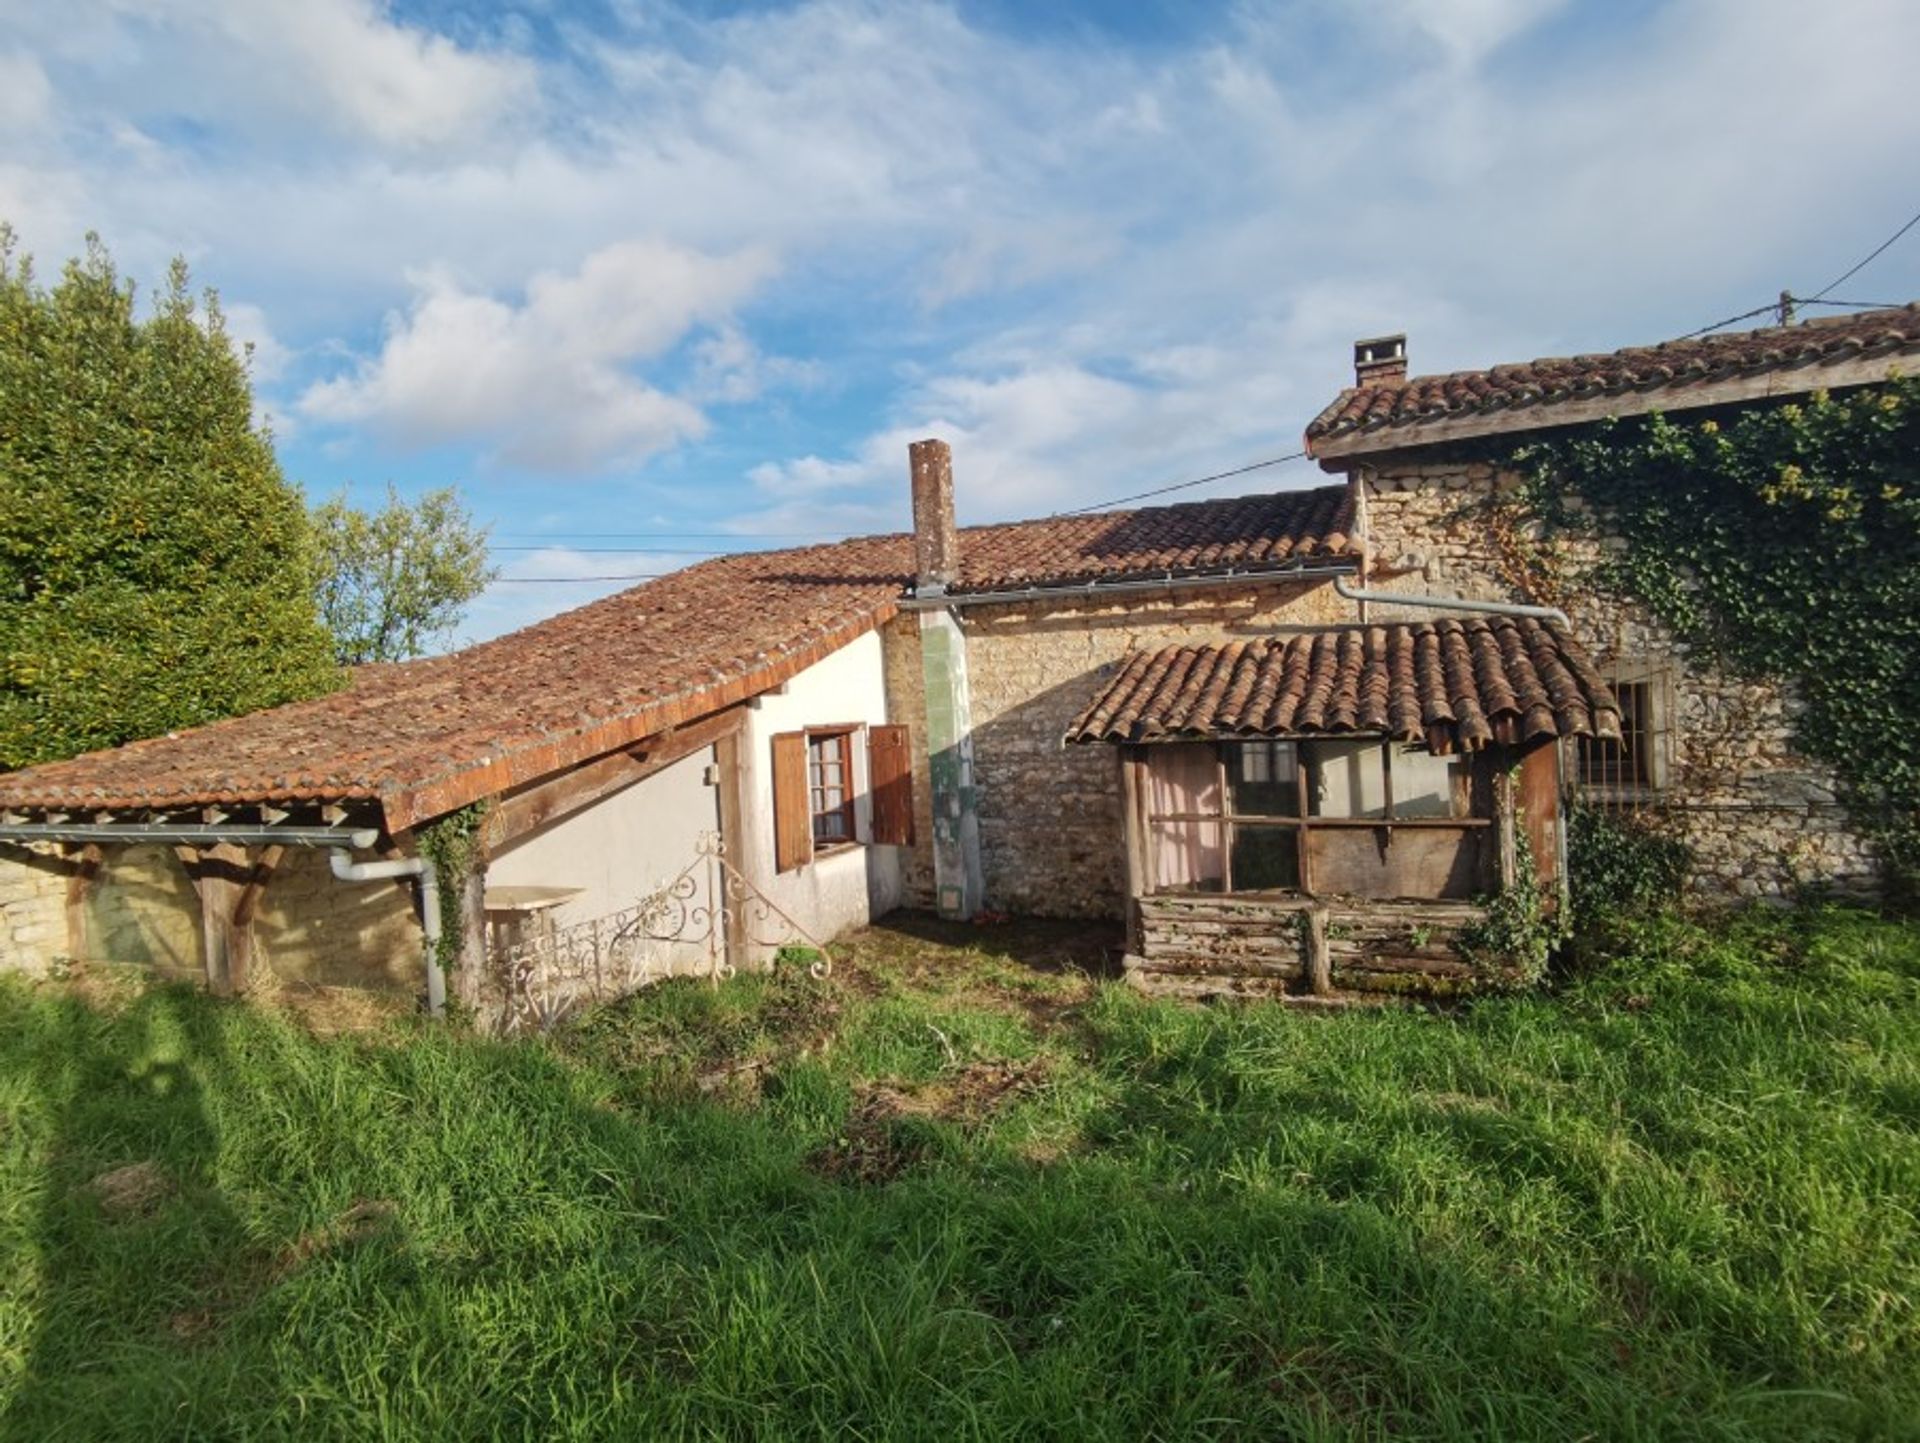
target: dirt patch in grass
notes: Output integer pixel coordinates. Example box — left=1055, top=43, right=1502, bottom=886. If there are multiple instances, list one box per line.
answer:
left=273, top=1198, right=398, bottom=1279
left=808, top=1057, right=1053, bottom=1186
left=806, top=1093, right=935, bottom=1186
left=837, top=912, right=1118, bottom=1036
left=85, top=1160, right=172, bottom=1217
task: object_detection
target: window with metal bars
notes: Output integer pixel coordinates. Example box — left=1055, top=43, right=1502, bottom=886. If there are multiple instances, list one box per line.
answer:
left=1575, top=666, right=1669, bottom=798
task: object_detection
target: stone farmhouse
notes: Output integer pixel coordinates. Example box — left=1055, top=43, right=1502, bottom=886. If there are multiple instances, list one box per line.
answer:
left=0, top=304, right=1914, bottom=1017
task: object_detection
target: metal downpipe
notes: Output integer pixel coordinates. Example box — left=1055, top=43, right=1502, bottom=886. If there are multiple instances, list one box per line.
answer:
left=329, top=850, right=445, bottom=1018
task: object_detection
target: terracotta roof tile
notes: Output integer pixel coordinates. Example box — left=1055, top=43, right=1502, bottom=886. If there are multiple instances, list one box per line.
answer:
left=1306, top=304, right=1920, bottom=451
left=0, top=485, right=1357, bottom=828
left=1064, top=617, right=1621, bottom=754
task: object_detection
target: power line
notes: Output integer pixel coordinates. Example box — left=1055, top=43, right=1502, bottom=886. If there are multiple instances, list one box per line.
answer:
left=1671, top=303, right=1781, bottom=342
left=490, top=530, right=827, bottom=541
left=491, top=573, right=668, bottom=584
left=1809, top=204, right=1920, bottom=301
left=1794, top=297, right=1908, bottom=312
left=1052, top=451, right=1308, bottom=517
left=488, top=545, right=726, bottom=555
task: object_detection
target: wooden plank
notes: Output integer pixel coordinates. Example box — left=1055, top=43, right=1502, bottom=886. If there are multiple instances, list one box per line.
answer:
left=1518, top=741, right=1565, bottom=910
left=489, top=705, right=746, bottom=848
left=867, top=724, right=915, bottom=847
left=771, top=731, right=812, bottom=874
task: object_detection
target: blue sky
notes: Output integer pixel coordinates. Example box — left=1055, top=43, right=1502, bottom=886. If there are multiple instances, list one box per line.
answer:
left=4, top=0, right=1918, bottom=642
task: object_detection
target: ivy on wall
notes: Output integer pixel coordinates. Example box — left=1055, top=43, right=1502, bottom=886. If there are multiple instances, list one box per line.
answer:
left=1509, top=377, right=1920, bottom=901
left=417, top=802, right=491, bottom=973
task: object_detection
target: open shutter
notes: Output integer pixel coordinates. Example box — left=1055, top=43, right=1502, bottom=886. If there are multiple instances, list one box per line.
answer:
left=772, top=731, right=813, bottom=873
left=868, top=724, right=915, bottom=847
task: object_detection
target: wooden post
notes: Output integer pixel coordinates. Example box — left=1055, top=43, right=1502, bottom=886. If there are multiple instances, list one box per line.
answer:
left=454, top=868, right=488, bottom=1018
left=1120, top=749, right=1148, bottom=954
left=175, top=843, right=247, bottom=997
left=63, top=843, right=103, bottom=963
left=1304, top=907, right=1332, bottom=996
left=1492, top=762, right=1519, bottom=890
left=228, top=846, right=284, bottom=996
left=713, top=728, right=752, bottom=970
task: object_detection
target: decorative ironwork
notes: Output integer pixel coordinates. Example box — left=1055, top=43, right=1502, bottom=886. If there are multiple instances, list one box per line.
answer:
left=497, top=831, right=833, bottom=1033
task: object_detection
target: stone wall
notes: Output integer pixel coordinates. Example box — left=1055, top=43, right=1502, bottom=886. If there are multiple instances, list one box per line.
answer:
left=883, top=579, right=1348, bottom=919
left=0, top=844, right=72, bottom=976
left=0, top=841, right=425, bottom=991
left=1358, top=459, right=1878, bottom=900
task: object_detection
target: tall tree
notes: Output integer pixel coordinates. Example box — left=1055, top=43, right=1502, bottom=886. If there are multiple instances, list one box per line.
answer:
left=312, top=485, right=496, bottom=664
left=0, top=229, right=340, bottom=770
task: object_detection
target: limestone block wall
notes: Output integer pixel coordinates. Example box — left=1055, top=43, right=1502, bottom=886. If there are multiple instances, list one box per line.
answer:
left=884, top=579, right=1350, bottom=920
left=0, top=840, right=425, bottom=991
left=0, top=844, right=72, bottom=976
left=1358, top=461, right=1877, bottom=900
left=252, top=847, right=423, bottom=991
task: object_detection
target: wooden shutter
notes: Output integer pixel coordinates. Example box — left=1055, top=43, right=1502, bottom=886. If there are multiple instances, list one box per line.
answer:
left=868, top=724, right=915, bottom=847
left=772, top=731, right=813, bottom=873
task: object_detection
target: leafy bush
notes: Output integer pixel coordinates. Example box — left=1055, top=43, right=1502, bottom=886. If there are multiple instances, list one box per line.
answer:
left=1567, top=802, right=1692, bottom=932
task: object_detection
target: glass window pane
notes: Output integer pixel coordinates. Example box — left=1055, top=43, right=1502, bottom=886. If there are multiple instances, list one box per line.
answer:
left=1144, top=743, right=1223, bottom=818
left=1229, top=826, right=1299, bottom=891
left=1148, top=819, right=1225, bottom=891
left=1306, top=739, right=1388, bottom=819
left=1229, top=742, right=1298, bottom=817
left=1392, top=745, right=1470, bottom=818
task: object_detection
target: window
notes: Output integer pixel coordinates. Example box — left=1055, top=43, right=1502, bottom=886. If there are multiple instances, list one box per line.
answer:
left=1576, top=665, right=1668, bottom=796
left=808, top=729, right=857, bottom=845
left=771, top=725, right=915, bottom=873
left=1137, top=737, right=1488, bottom=900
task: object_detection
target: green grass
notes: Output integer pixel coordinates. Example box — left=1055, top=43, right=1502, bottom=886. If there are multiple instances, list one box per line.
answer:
left=2, top=908, right=1917, bottom=1440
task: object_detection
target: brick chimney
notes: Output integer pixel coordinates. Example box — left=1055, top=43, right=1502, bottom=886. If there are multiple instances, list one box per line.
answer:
left=1353, top=333, right=1408, bottom=388
left=909, top=438, right=958, bottom=594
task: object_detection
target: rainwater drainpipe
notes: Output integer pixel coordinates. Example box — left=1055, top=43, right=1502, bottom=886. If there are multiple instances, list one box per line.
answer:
left=1333, top=574, right=1570, bottom=628
left=328, top=850, right=445, bottom=1018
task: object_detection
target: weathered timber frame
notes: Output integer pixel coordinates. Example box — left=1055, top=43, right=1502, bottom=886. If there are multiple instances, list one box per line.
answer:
left=1118, top=736, right=1567, bottom=946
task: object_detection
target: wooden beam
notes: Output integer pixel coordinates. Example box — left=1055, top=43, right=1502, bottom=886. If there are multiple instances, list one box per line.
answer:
left=488, top=704, right=748, bottom=849
left=713, top=727, right=752, bottom=970
left=63, top=843, right=104, bottom=963
left=1120, top=749, right=1148, bottom=954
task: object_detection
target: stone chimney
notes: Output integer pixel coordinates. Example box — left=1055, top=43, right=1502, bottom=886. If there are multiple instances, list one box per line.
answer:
left=1353, top=333, right=1408, bottom=388
left=909, top=438, right=958, bottom=594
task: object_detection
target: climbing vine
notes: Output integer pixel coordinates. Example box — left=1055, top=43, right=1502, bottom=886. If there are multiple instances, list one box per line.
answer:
left=1459, top=787, right=1568, bottom=987
left=417, top=801, right=491, bottom=972
left=1508, top=377, right=1920, bottom=904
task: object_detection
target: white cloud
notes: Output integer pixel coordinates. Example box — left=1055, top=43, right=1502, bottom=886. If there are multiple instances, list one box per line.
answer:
left=298, top=240, right=775, bottom=471
left=10, top=0, right=534, bottom=151
left=0, top=52, right=51, bottom=132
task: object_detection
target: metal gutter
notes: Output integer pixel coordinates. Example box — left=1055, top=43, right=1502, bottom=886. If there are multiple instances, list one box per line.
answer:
left=901, top=561, right=1358, bottom=611
left=1333, top=575, right=1570, bottom=628
left=0, top=822, right=380, bottom=848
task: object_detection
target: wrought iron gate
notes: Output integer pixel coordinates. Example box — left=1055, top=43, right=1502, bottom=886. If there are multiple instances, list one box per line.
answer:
left=496, top=830, right=833, bottom=1034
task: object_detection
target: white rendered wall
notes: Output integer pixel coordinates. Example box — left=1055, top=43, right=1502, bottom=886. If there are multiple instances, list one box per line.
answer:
left=736, top=630, right=905, bottom=950
left=489, top=745, right=721, bottom=974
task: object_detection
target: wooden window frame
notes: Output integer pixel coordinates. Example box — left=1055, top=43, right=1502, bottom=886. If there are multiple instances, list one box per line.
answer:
left=1574, top=661, right=1672, bottom=801
left=1136, top=736, right=1492, bottom=898
left=805, top=726, right=860, bottom=854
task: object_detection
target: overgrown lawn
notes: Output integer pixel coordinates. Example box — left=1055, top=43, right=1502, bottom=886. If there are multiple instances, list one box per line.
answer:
left=2, top=909, right=1916, bottom=1439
